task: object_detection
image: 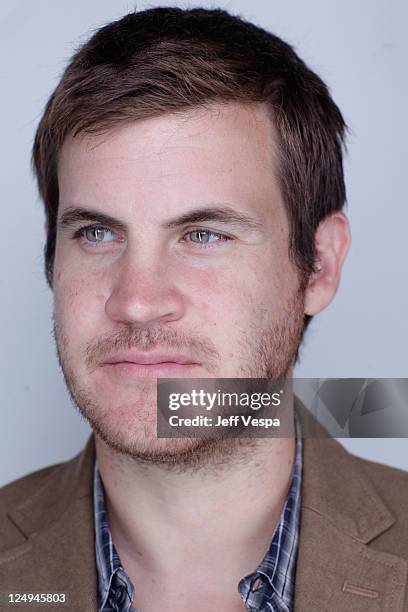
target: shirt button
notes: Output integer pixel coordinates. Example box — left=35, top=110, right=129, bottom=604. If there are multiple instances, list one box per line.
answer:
left=252, top=577, right=262, bottom=591
left=115, top=585, right=127, bottom=605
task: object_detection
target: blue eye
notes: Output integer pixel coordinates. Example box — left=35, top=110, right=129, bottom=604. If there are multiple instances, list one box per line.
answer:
left=187, top=230, right=227, bottom=244
left=83, top=226, right=115, bottom=243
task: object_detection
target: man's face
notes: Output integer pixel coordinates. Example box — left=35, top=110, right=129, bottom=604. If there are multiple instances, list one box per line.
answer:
left=54, top=102, right=306, bottom=461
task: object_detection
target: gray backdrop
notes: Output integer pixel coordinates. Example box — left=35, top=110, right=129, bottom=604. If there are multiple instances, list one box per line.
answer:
left=1, top=0, right=407, bottom=486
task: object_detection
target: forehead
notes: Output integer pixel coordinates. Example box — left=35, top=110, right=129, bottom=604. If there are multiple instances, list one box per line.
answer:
left=57, top=102, right=283, bottom=220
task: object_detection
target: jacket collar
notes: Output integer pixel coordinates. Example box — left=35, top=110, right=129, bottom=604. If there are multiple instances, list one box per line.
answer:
left=294, top=435, right=407, bottom=610
left=2, top=436, right=97, bottom=610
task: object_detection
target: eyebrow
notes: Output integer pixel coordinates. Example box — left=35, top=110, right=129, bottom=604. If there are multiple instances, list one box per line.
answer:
left=58, top=205, right=264, bottom=233
left=58, top=208, right=127, bottom=232
left=162, top=205, right=264, bottom=231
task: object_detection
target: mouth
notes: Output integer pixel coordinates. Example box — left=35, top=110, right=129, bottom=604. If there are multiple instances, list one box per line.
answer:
left=99, top=352, right=201, bottom=380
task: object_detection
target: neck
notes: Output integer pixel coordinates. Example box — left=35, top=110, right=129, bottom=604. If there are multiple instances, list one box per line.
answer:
left=95, top=412, right=296, bottom=586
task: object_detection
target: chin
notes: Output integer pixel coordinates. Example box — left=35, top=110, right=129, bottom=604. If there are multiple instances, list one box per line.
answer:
left=92, top=413, right=221, bottom=468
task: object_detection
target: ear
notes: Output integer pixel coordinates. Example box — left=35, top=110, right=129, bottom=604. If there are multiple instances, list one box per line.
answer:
left=44, top=222, right=48, bottom=234
left=304, top=212, right=351, bottom=316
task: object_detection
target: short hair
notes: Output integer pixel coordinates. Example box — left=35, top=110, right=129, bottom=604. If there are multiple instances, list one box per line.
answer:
left=32, top=6, right=347, bottom=294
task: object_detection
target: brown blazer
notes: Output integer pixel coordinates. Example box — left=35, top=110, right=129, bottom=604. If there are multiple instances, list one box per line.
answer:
left=0, top=434, right=407, bottom=611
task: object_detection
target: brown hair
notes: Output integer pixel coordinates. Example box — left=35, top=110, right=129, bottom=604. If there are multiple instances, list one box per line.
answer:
left=32, top=7, right=347, bottom=296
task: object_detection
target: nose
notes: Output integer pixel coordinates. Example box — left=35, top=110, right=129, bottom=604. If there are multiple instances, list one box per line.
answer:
left=105, top=247, right=187, bottom=327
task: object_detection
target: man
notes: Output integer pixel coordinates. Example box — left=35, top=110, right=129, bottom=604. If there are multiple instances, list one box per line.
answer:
left=0, top=6, right=407, bottom=611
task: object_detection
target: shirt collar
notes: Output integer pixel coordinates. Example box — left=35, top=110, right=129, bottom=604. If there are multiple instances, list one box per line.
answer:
left=238, top=415, right=302, bottom=611
left=94, top=464, right=135, bottom=610
left=94, top=416, right=302, bottom=612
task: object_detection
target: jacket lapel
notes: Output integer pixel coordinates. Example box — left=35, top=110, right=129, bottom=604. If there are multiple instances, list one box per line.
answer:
left=294, top=437, right=407, bottom=611
left=0, top=437, right=97, bottom=611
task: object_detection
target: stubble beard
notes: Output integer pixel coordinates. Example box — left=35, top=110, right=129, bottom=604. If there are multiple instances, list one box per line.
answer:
left=54, top=285, right=306, bottom=471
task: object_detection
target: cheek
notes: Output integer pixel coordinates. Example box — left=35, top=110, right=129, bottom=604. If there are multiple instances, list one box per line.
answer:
left=187, top=263, right=266, bottom=327
left=54, top=240, right=110, bottom=301
left=192, top=251, right=299, bottom=334
left=53, top=269, right=107, bottom=345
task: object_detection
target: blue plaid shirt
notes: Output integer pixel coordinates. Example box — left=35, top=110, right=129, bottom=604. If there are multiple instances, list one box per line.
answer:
left=94, top=420, right=302, bottom=612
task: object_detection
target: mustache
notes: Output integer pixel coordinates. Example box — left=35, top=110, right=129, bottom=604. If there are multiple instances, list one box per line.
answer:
left=72, top=325, right=220, bottom=371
